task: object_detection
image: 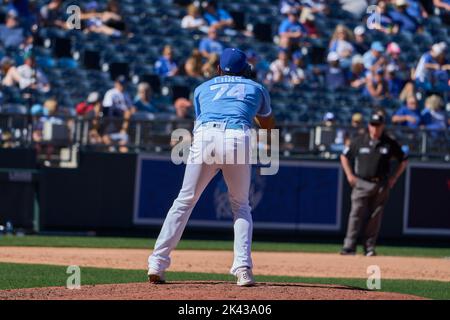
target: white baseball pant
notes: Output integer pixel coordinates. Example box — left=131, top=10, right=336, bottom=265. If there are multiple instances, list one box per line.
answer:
left=148, top=124, right=253, bottom=276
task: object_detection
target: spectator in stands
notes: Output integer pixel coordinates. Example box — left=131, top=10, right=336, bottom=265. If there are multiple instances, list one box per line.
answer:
left=35, top=99, right=61, bottom=118
left=181, top=3, right=208, bottom=33
left=77, top=92, right=111, bottom=148
left=329, top=24, right=354, bottom=68
left=325, top=52, right=347, bottom=90
left=32, top=99, right=66, bottom=154
left=300, top=7, right=320, bottom=38
left=103, top=0, right=128, bottom=35
left=102, top=76, right=134, bottom=152
left=0, top=10, right=25, bottom=48
left=320, top=112, right=346, bottom=152
left=278, top=8, right=306, bottom=49
left=349, top=54, right=366, bottom=90
left=338, top=0, right=367, bottom=19
left=434, top=0, right=450, bottom=12
left=392, top=95, right=421, bottom=129
left=389, top=0, right=422, bottom=34
left=201, top=53, right=220, bottom=78
left=364, top=67, right=389, bottom=103
left=421, top=94, right=447, bottom=130
left=414, top=43, right=450, bottom=92
left=2, top=52, right=50, bottom=93
left=279, top=0, right=302, bottom=15
left=322, top=112, right=336, bottom=127
left=184, top=49, right=204, bottom=78
left=40, top=0, right=67, bottom=29
left=81, top=1, right=124, bottom=37
left=134, top=82, right=157, bottom=113
left=174, top=97, right=193, bottom=119
left=20, top=0, right=41, bottom=31
left=344, top=112, right=365, bottom=146
left=5, top=1, right=27, bottom=18
left=301, top=0, right=329, bottom=15
left=385, top=64, right=405, bottom=98
left=0, top=57, right=15, bottom=83
left=265, top=48, right=302, bottom=87
left=155, top=45, right=179, bottom=78
left=405, top=0, right=429, bottom=22
left=103, top=75, right=134, bottom=116
left=20, top=34, right=34, bottom=55
left=351, top=112, right=363, bottom=127
left=199, top=27, right=224, bottom=58
left=353, top=26, right=368, bottom=55
left=85, top=99, right=104, bottom=147
left=386, top=42, right=408, bottom=79
left=292, top=50, right=307, bottom=85
left=370, top=0, right=395, bottom=34
left=201, top=0, right=234, bottom=32
left=433, top=0, right=450, bottom=24
left=363, top=41, right=386, bottom=72
left=246, top=50, right=270, bottom=83
left=76, top=92, right=101, bottom=116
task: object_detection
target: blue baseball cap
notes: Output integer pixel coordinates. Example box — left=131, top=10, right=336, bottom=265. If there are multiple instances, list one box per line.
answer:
left=245, top=49, right=257, bottom=59
left=85, top=1, right=98, bottom=11
left=323, top=112, right=335, bottom=122
left=115, top=75, right=127, bottom=85
left=220, top=48, right=248, bottom=74
left=371, top=41, right=385, bottom=52
left=292, top=50, right=304, bottom=59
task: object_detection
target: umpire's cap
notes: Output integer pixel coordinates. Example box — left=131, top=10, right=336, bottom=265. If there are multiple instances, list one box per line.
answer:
left=369, top=113, right=385, bottom=125
left=220, top=48, right=249, bottom=74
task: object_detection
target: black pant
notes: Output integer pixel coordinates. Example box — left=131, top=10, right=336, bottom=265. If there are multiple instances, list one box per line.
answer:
left=343, top=178, right=390, bottom=252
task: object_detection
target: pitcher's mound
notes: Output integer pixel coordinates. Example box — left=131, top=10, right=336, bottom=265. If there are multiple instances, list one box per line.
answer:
left=0, top=281, right=424, bottom=300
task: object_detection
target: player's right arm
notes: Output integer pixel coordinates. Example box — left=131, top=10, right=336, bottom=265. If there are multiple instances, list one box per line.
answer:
left=340, top=141, right=357, bottom=187
left=255, top=114, right=275, bottom=130
left=254, top=86, right=275, bottom=130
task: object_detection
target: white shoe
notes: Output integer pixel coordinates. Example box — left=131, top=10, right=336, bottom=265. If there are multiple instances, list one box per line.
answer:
left=148, top=269, right=165, bottom=284
left=236, top=268, right=255, bottom=287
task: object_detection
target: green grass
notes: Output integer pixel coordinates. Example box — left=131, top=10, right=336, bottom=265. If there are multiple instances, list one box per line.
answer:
left=0, top=263, right=449, bottom=300
left=1, top=235, right=449, bottom=258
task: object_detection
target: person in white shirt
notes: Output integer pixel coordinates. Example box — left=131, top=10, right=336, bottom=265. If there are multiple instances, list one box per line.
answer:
left=329, top=24, right=354, bottom=68
left=102, top=75, right=135, bottom=152
left=414, top=43, right=449, bottom=85
left=265, top=48, right=301, bottom=86
left=103, top=75, right=134, bottom=115
left=181, top=4, right=208, bottom=33
left=2, top=54, right=50, bottom=93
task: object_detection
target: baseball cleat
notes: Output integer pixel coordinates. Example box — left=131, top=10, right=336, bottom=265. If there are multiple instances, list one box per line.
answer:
left=365, top=250, right=377, bottom=257
left=340, top=248, right=356, bottom=255
left=236, top=268, right=255, bottom=287
left=148, top=269, right=166, bottom=284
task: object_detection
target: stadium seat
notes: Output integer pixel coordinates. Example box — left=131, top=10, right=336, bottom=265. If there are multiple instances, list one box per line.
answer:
left=108, top=62, right=130, bottom=81
left=252, top=23, right=273, bottom=43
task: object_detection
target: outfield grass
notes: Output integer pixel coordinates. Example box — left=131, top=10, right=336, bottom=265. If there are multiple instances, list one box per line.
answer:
left=0, top=235, right=449, bottom=258
left=0, top=263, right=449, bottom=300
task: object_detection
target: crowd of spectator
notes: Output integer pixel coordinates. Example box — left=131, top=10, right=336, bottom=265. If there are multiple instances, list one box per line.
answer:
left=0, top=0, right=449, bottom=154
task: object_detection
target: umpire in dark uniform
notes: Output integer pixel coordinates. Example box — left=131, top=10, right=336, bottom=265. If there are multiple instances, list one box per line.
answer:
left=340, top=112, right=408, bottom=256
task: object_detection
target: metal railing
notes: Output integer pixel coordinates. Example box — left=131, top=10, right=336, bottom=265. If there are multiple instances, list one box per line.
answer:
left=0, top=113, right=449, bottom=166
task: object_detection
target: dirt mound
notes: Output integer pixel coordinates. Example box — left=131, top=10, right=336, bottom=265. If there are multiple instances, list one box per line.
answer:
left=2, top=247, right=450, bottom=281
left=0, top=281, right=424, bottom=300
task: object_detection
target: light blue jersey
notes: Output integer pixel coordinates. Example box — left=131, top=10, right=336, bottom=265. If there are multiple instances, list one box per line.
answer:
left=193, top=76, right=272, bottom=128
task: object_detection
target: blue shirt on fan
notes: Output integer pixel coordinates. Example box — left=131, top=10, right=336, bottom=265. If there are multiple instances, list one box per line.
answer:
left=193, top=76, right=272, bottom=128
left=278, top=18, right=306, bottom=35
left=204, top=9, right=232, bottom=26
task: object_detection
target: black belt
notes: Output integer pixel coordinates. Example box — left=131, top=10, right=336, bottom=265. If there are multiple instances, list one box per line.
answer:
left=358, top=176, right=382, bottom=183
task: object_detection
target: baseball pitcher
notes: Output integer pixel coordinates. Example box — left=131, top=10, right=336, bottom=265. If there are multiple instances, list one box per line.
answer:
left=148, top=48, right=275, bottom=286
